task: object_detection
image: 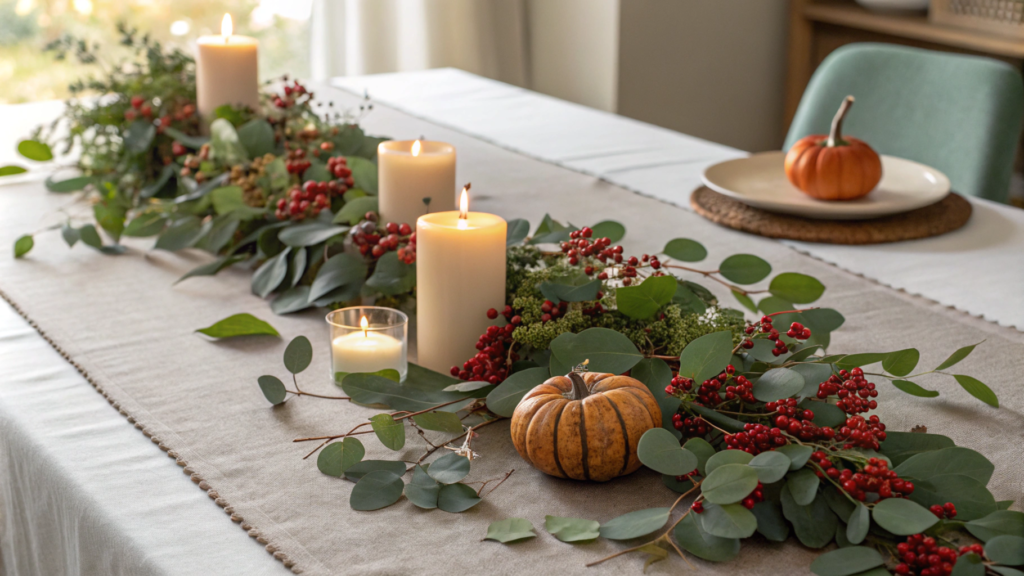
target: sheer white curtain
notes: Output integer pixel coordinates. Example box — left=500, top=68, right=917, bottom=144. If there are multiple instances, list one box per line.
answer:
left=310, top=0, right=529, bottom=87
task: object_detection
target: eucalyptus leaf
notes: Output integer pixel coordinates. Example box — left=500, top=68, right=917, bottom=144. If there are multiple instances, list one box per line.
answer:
left=548, top=328, right=642, bottom=376
left=278, top=223, right=349, bottom=247
left=61, top=223, right=79, bottom=247
left=271, top=286, right=313, bottom=315
left=986, top=537, right=1024, bottom=568
left=768, top=272, right=825, bottom=304
left=702, top=464, right=759, bottom=505
left=966, top=511, right=1024, bottom=542
left=208, top=118, right=248, bottom=164
left=780, top=488, right=837, bottom=548
left=17, top=139, right=52, bottom=161
left=752, top=500, right=790, bottom=542
left=539, top=278, right=602, bottom=303
left=317, top=437, right=365, bottom=477
left=347, top=156, right=378, bottom=193
left=719, top=254, right=771, bottom=285
left=486, top=518, right=537, bottom=544
left=333, top=196, right=378, bottom=225
left=637, top=428, right=698, bottom=476
left=835, top=353, right=889, bottom=370
left=673, top=512, right=740, bottom=562
left=437, top=483, right=481, bottom=513
left=310, top=253, right=367, bottom=301
left=883, top=349, right=920, bottom=377
left=894, top=446, right=994, bottom=485
left=196, top=313, right=280, bottom=338
left=952, top=553, right=986, bottom=576
left=257, top=375, right=286, bottom=405
left=684, top=437, right=716, bottom=476
left=704, top=448, right=753, bottom=476
left=935, top=343, right=979, bottom=371
left=46, top=174, right=94, bottom=193
left=252, top=248, right=292, bottom=298
left=370, top=414, right=405, bottom=450
left=365, top=251, right=416, bottom=296
left=732, top=291, right=757, bottom=313
left=545, top=516, right=601, bottom=542
left=748, top=451, right=790, bottom=483
left=663, top=238, right=707, bottom=262
left=753, top=368, right=805, bottom=402
left=124, top=120, right=156, bottom=155
left=616, top=275, right=677, bottom=320
left=846, top=503, right=870, bottom=544
left=787, top=469, right=821, bottom=506
left=344, top=373, right=466, bottom=412
left=677, top=330, right=734, bottom=386
left=406, top=465, right=440, bottom=509
left=871, top=497, right=939, bottom=535
left=909, top=473, right=997, bottom=521
left=599, top=507, right=670, bottom=540
left=283, top=336, right=313, bottom=374
left=237, top=118, right=275, bottom=157
left=506, top=218, right=530, bottom=246
left=0, top=165, right=26, bottom=176
left=343, top=460, right=407, bottom=481
left=155, top=217, right=204, bottom=251
left=953, top=375, right=998, bottom=407
left=13, top=235, right=32, bottom=258
left=123, top=212, right=167, bottom=237
left=700, top=503, right=758, bottom=538
left=412, top=411, right=464, bottom=434
left=809, top=546, right=884, bottom=576
left=350, top=470, right=404, bottom=511
left=427, top=453, right=471, bottom=484
left=775, top=443, right=813, bottom=470
left=484, top=367, right=549, bottom=418
left=878, top=431, right=955, bottom=466
left=892, top=379, right=940, bottom=398
left=589, top=220, right=625, bottom=243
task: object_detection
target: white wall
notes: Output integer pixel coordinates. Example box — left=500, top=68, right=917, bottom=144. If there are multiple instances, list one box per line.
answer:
left=526, top=0, right=620, bottom=113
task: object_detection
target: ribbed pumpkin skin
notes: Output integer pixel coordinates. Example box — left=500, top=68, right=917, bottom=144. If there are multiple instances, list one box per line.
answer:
left=784, top=136, right=883, bottom=201
left=510, top=372, right=661, bottom=482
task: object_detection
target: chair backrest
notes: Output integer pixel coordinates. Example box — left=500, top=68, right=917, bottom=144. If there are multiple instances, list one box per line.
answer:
left=784, top=43, right=1024, bottom=203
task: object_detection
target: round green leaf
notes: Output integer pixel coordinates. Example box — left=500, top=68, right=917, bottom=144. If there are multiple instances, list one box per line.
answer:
left=437, top=482, right=481, bottom=513
left=637, top=428, right=698, bottom=476
left=545, top=515, right=601, bottom=542
left=752, top=500, right=790, bottom=542
left=427, top=453, right=471, bottom=484
left=405, top=465, right=440, bottom=509
left=769, top=272, right=825, bottom=304
left=412, top=411, right=465, bottom=434
left=705, top=450, right=753, bottom=476
left=663, top=238, right=707, bottom=262
left=719, top=254, right=771, bottom=285
left=985, top=535, right=1024, bottom=566
left=673, top=512, right=740, bottom=562
left=197, top=313, right=280, bottom=339
left=966, top=511, right=1024, bottom=542
left=894, top=446, right=994, bottom=485
left=257, top=375, right=286, bottom=405
left=684, top=437, right=716, bottom=476
left=780, top=486, right=838, bottom=549
left=485, top=367, right=549, bottom=417
left=599, top=508, right=670, bottom=540
left=700, top=503, right=757, bottom=538
left=349, top=470, right=404, bottom=511
left=343, top=460, right=407, bottom=481
left=952, top=553, right=986, bottom=576
left=753, top=368, right=805, bottom=402
left=590, top=220, right=626, bottom=243
left=953, top=375, right=998, bottom=408
left=878, top=431, right=955, bottom=467
left=871, top=497, right=939, bottom=535
left=991, top=566, right=1024, bottom=576
left=17, top=139, right=53, bottom=161
left=810, top=546, right=884, bottom=576
left=909, top=473, right=996, bottom=521
left=370, top=414, right=406, bottom=451
left=748, top=451, right=790, bottom=483
left=505, top=218, right=530, bottom=246
left=846, top=503, right=870, bottom=545
left=317, top=437, right=365, bottom=477
left=486, top=518, right=536, bottom=543
left=616, top=275, right=678, bottom=320
left=283, top=336, right=313, bottom=374
left=548, top=327, right=643, bottom=376
left=775, top=444, right=813, bottom=470
left=882, top=348, right=920, bottom=377
left=13, top=235, right=33, bottom=258
left=677, top=330, right=735, bottom=386
left=787, top=468, right=821, bottom=506
left=701, top=464, right=759, bottom=505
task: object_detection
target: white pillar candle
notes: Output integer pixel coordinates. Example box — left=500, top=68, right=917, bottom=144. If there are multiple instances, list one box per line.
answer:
left=195, top=14, right=260, bottom=122
left=378, top=140, right=456, bottom=227
left=416, top=187, right=506, bottom=374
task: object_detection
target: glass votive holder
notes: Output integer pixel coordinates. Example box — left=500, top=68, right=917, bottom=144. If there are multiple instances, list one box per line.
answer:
left=326, top=306, right=408, bottom=383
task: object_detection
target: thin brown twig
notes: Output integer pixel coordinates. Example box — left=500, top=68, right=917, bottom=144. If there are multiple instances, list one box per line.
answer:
left=285, top=389, right=349, bottom=400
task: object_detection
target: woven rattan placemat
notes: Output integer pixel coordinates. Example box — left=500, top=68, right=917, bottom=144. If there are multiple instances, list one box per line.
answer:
left=690, top=187, right=972, bottom=245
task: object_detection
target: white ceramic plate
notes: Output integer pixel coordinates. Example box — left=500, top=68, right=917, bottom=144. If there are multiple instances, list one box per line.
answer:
left=701, top=151, right=950, bottom=220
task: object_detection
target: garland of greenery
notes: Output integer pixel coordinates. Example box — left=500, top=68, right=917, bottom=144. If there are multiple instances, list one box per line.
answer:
left=5, top=28, right=1019, bottom=575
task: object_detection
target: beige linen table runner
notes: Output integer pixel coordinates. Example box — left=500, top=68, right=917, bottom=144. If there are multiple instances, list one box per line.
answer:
left=0, top=85, right=1020, bottom=575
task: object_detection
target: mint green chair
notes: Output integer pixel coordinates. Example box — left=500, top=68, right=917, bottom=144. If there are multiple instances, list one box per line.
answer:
left=785, top=43, right=1024, bottom=203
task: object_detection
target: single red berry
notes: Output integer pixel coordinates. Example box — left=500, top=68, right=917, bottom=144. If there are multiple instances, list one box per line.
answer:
left=486, top=308, right=498, bottom=320
left=130, top=95, right=144, bottom=109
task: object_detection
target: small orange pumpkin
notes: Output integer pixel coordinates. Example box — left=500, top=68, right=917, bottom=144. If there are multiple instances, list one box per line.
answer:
left=784, top=96, right=882, bottom=201
left=510, top=371, right=661, bottom=482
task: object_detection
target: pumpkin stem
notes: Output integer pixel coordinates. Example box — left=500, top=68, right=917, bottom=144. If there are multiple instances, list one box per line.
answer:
left=827, top=96, right=855, bottom=147
left=567, top=372, right=592, bottom=401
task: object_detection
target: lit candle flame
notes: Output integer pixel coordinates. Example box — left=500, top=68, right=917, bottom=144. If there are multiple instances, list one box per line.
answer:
left=411, top=139, right=422, bottom=157
left=221, top=13, right=233, bottom=41
left=459, top=185, right=469, bottom=220
left=360, top=315, right=368, bottom=337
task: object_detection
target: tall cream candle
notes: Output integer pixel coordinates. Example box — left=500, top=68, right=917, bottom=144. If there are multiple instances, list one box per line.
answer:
left=196, top=14, right=260, bottom=122
left=416, top=188, right=506, bottom=374
left=378, top=140, right=456, bottom=227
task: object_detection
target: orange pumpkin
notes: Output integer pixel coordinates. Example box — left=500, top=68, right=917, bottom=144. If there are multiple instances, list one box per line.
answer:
left=510, top=371, right=661, bottom=482
left=784, top=96, right=883, bottom=201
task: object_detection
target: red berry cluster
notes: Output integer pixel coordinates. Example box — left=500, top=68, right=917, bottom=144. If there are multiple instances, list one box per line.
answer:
left=673, top=468, right=700, bottom=483
left=274, top=79, right=309, bottom=108
left=836, top=414, right=887, bottom=450
left=326, top=156, right=355, bottom=186
left=126, top=95, right=195, bottom=138
left=538, top=299, right=572, bottom=323
left=451, top=321, right=519, bottom=383
left=816, top=367, right=879, bottom=414
left=740, top=482, right=765, bottom=510
left=559, top=227, right=622, bottom=269
left=957, top=544, right=984, bottom=558
left=351, top=218, right=416, bottom=262
left=285, top=148, right=312, bottom=175
left=894, top=535, right=959, bottom=576
left=770, top=399, right=835, bottom=443
left=685, top=365, right=755, bottom=408
left=724, top=423, right=787, bottom=454
left=929, top=502, right=957, bottom=520
left=671, top=414, right=709, bottom=437
left=741, top=317, right=811, bottom=355
left=275, top=180, right=342, bottom=221
left=834, top=457, right=913, bottom=501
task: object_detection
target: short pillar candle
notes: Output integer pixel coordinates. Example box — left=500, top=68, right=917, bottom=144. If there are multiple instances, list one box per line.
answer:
left=196, top=14, right=260, bottom=123
left=378, top=139, right=456, bottom=227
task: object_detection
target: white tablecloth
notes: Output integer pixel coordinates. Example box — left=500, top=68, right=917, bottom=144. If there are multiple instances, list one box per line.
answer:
left=334, top=68, right=1024, bottom=331
left=1, top=70, right=1022, bottom=576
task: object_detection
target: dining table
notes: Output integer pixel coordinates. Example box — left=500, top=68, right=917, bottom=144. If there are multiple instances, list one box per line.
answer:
left=0, top=68, right=1021, bottom=576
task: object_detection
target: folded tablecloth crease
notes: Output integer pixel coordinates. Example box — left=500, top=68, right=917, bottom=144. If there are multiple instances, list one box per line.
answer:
left=0, top=82, right=1021, bottom=576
